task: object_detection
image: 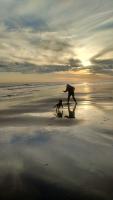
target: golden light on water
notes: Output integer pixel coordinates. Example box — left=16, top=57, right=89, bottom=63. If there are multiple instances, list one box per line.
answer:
left=82, top=82, right=92, bottom=108
left=83, top=82, right=91, bottom=93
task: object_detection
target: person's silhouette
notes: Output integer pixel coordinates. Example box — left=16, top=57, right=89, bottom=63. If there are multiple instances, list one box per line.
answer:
left=65, top=103, right=77, bottom=118
left=64, top=84, right=77, bottom=104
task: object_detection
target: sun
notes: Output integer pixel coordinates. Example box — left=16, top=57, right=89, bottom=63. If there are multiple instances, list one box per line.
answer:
left=75, top=47, right=93, bottom=67
left=81, top=59, right=91, bottom=66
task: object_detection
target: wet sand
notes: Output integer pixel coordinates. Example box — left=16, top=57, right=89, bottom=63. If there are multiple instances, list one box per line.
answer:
left=0, top=74, right=113, bottom=200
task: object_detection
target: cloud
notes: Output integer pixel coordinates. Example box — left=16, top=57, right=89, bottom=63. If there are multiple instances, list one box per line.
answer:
left=0, top=23, right=75, bottom=67
left=90, top=47, right=113, bottom=64
left=0, top=0, right=113, bottom=73
left=68, top=58, right=82, bottom=67
left=89, top=47, right=113, bottom=75
left=4, top=17, right=48, bottom=31
left=0, top=61, right=82, bottom=73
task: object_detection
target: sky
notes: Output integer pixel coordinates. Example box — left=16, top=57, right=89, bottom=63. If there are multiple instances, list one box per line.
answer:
left=0, top=0, right=113, bottom=77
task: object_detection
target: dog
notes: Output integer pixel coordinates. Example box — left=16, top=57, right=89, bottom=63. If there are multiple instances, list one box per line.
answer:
left=55, top=99, right=63, bottom=111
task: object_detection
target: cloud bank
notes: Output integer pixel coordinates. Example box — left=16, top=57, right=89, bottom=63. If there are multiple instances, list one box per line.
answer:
left=0, top=0, right=113, bottom=73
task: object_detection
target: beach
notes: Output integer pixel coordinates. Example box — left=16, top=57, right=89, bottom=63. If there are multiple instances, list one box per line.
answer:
left=0, top=0, right=113, bottom=198
left=0, top=70, right=113, bottom=200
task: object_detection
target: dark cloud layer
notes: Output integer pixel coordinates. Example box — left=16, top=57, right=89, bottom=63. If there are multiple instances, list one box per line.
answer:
left=90, top=48, right=113, bottom=67
left=0, top=61, right=81, bottom=74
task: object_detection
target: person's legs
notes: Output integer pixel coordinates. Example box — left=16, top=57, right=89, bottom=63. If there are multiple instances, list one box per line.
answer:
left=67, top=94, right=71, bottom=104
left=72, top=93, right=77, bottom=104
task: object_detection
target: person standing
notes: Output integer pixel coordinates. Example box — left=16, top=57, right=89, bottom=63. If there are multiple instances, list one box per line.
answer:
left=64, top=84, right=77, bottom=104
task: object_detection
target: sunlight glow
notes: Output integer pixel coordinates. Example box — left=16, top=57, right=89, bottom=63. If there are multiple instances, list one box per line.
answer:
left=81, top=60, right=91, bottom=66
left=75, top=47, right=93, bottom=67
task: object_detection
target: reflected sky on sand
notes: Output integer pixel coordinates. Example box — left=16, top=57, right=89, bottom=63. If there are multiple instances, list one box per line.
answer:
left=0, top=125, right=113, bottom=200
left=0, top=99, right=113, bottom=200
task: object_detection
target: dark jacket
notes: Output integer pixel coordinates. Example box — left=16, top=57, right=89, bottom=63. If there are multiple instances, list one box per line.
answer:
left=64, top=84, right=75, bottom=94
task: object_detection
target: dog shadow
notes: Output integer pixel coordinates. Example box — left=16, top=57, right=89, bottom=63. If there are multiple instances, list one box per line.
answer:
left=56, top=103, right=77, bottom=119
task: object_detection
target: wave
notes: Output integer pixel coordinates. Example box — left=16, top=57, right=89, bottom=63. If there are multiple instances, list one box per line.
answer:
left=0, top=81, right=113, bottom=103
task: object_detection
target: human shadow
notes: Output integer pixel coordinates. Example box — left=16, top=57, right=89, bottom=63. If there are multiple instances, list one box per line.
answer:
left=65, top=103, right=77, bottom=119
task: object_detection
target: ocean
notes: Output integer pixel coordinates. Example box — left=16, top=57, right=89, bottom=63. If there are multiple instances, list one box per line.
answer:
left=0, top=80, right=113, bottom=109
